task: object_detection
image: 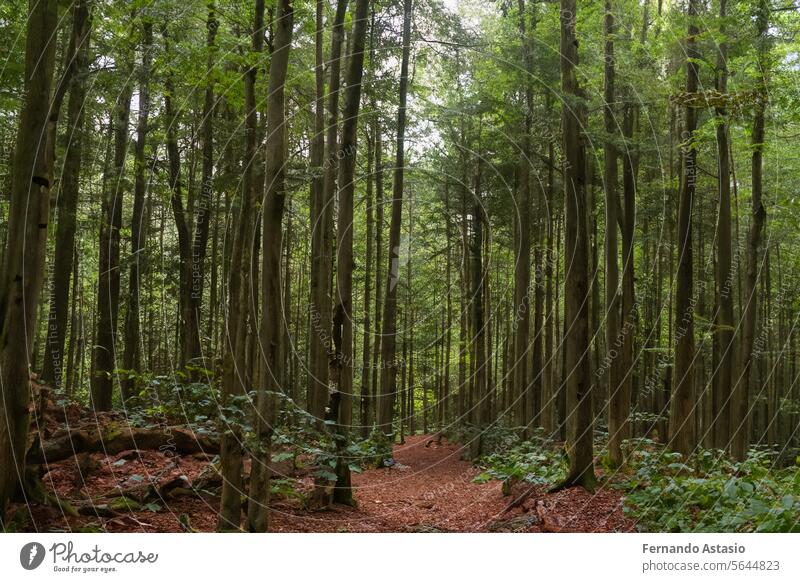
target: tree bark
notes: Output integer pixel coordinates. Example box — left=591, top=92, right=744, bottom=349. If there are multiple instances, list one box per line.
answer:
left=218, top=0, right=265, bottom=531
left=41, top=0, right=91, bottom=390
left=91, top=47, right=133, bottom=411
left=0, top=0, right=58, bottom=523
left=668, top=0, right=699, bottom=457
left=308, top=0, right=349, bottom=422
left=708, top=0, right=732, bottom=451
left=513, top=0, right=532, bottom=432
left=122, top=17, right=153, bottom=400
left=377, top=0, right=413, bottom=439
left=247, top=0, right=293, bottom=532
left=556, top=0, right=596, bottom=490
left=603, top=0, right=624, bottom=466
left=731, top=0, right=768, bottom=461
left=619, top=102, right=636, bottom=455
left=360, top=127, right=374, bottom=437
left=186, top=3, right=219, bottom=366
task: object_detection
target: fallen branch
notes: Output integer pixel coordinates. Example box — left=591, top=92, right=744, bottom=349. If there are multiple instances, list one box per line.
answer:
left=27, top=426, right=219, bottom=465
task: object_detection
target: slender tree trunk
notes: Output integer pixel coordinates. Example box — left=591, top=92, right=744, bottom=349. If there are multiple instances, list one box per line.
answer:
left=542, top=139, right=556, bottom=436
left=443, top=190, right=453, bottom=426
left=91, top=49, right=133, bottom=411
left=360, top=128, right=374, bottom=437
left=307, top=0, right=327, bottom=417
left=41, top=0, right=91, bottom=390
left=328, top=0, right=369, bottom=504
left=246, top=0, right=293, bottom=532
left=0, top=0, right=58, bottom=522
left=65, top=247, right=82, bottom=397
left=712, top=0, right=734, bottom=451
left=186, top=2, right=218, bottom=366
left=556, top=0, right=596, bottom=490
left=513, top=0, right=533, bottom=433
left=603, top=0, right=624, bottom=466
left=218, top=0, right=265, bottom=531
left=282, top=203, right=293, bottom=397
left=122, top=17, right=153, bottom=399
left=377, top=0, right=412, bottom=439
left=471, top=150, right=489, bottom=436
left=310, top=0, right=349, bottom=422
left=619, top=102, right=637, bottom=455
left=732, top=0, right=768, bottom=461
left=371, top=118, right=384, bottom=421
left=163, top=33, right=193, bottom=372
left=669, top=0, right=699, bottom=456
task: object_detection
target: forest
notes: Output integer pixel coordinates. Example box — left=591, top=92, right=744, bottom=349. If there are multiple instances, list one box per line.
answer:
left=0, top=0, right=799, bottom=534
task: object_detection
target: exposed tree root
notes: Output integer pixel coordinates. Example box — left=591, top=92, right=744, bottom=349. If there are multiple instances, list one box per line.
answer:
left=424, top=433, right=445, bottom=448
left=548, top=469, right=596, bottom=494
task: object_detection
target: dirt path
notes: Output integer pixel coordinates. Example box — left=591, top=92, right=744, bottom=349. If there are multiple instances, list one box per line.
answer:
left=21, top=433, right=633, bottom=532
left=270, top=434, right=634, bottom=533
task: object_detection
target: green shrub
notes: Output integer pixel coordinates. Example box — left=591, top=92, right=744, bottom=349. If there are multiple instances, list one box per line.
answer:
left=619, top=439, right=800, bottom=532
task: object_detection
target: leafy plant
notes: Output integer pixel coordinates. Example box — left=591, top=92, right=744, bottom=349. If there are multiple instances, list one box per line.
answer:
left=619, top=439, right=800, bottom=532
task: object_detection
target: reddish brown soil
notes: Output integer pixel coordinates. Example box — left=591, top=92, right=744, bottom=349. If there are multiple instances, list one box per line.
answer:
left=13, top=434, right=634, bottom=533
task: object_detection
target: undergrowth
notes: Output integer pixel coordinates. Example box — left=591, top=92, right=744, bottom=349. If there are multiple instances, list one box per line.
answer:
left=472, top=433, right=800, bottom=532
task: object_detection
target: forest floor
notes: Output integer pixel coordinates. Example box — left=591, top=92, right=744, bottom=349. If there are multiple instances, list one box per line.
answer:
left=16, top=417, right=635, bottom=533
left=270, top=434, right=635, bottom=533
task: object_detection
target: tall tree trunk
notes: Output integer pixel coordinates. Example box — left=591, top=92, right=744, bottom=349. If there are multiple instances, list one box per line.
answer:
left=619, top=102, right=637, bottom=455
left=472, top=150, right=489, bottom=435
left=711, top=0, right=734, bottom=451
left=186, top=2, right=218, bottom=366
left=307, top=0, right=326, bottom=416
left=218, top=0, right=265, bottom=531
left=443, top=189, right=453, bottom=427
left=513, top=0, right=532, bottom=432
left=163, top=32, right=193, bottom=372
left=122, top=17, right=153, bottom=400
left=309, top=0, right=349, bottom=422
left=371, top=117, right=384, bottom=421
left=246, top=0, right=293, bottom=532
left=91, top=48, right=133, bottom=411
left=732, top=0, right=768, bottom=461
left=603, top=0, right=624, bottom=466
left=377, top=0, right=412, bottom=439
left=65, top=247, right=82, bottom=397
left=328, top=0, right=368, bottom=505
left=360, top=127, right=374, bottom=437
left=669, top=0, right=699, bottom=456
left=0, top=0, right=58, bottom=522
left=542, top=139, right=556, bottom=436
left=41, top=0, right=91, bottom=390
left=556, top=0, right=596, bottom=490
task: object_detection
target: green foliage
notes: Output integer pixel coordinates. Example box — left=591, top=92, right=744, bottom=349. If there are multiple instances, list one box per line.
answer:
left=120, top=369, right=221, bottom=430
left=472, top=434, right=799, bottom=532
left=619, top=439, right=800, bottom=533
left=474, top=432, right=568, bottom=487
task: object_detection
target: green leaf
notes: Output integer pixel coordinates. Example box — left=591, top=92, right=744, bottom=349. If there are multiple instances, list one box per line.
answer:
left=473, top=472, right=492, bottom=484
left=315, top=470, right=338, bottom=482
